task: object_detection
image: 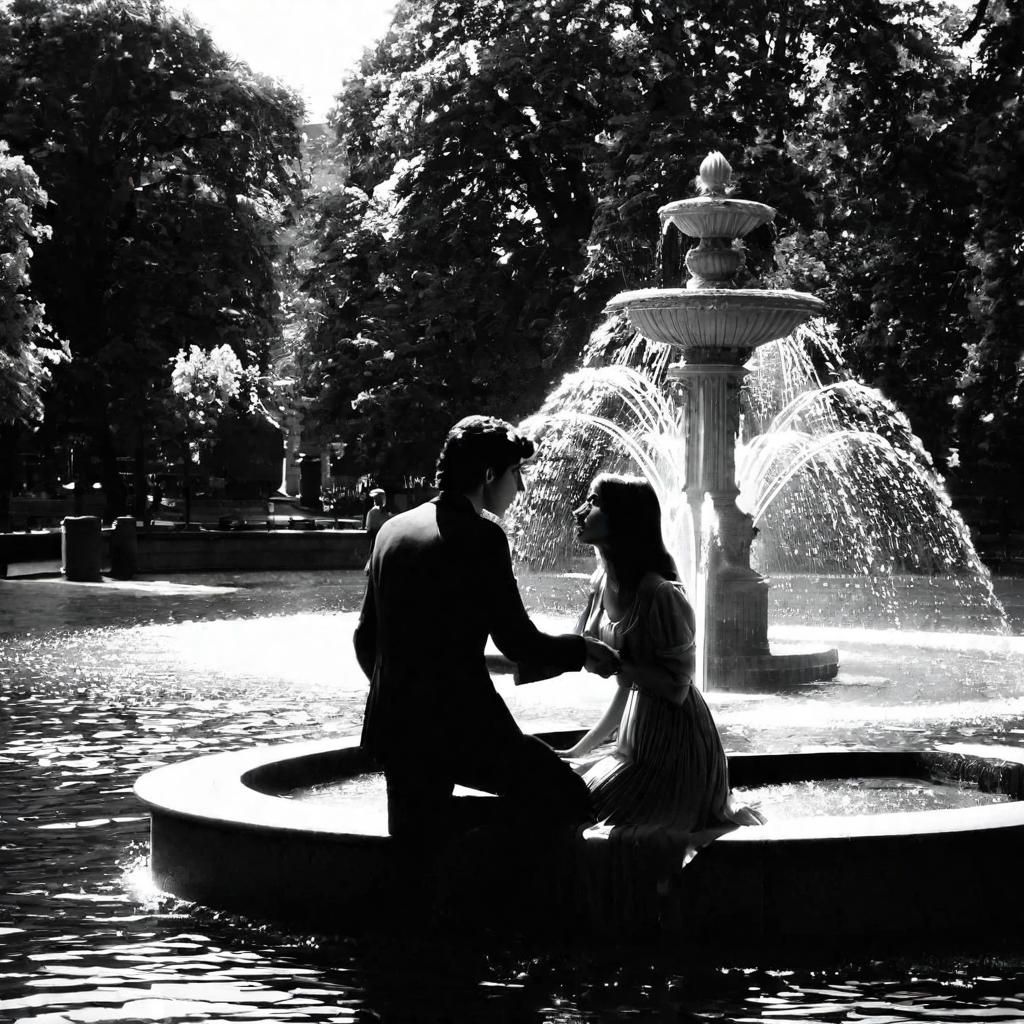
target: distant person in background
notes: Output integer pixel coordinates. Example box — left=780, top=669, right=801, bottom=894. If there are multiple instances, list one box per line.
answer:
left=147, top=479, right=164, bottom=527
left=363, top=488, right=390, bottom=573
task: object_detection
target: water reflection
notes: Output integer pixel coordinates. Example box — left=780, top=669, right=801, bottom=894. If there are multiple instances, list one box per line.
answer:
left=3, top=569, right=1024, bottom=1022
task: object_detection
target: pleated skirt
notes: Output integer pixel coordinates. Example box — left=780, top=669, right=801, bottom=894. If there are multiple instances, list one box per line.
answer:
left=578, top=684, right=733, bottom=830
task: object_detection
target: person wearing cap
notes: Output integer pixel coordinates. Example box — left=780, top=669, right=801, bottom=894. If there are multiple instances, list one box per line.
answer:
left=354, top=415, right=620, bottom=841
left=363, top=487, right=390, bottom=573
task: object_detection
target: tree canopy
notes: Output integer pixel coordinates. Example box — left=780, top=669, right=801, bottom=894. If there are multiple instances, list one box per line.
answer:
left=0, top=0, right=303, bottom=511
left=302, top=0, right=1024, bottom=504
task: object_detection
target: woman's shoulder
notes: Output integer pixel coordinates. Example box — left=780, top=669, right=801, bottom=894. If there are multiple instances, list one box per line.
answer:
left=637, top=571, right=685, bottom=597
left=638, top=573, right=693, bottom=625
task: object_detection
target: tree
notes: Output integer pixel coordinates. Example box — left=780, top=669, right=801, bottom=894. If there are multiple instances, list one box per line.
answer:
left=0, top=140, right=65, bottom=426
left=952, top=0, right=1024, bottom=509
left=162, top=343, right=256, bottom=524
left=0, top=0, right=303, bottom=517
left=0, top=140, right=66, bottom=527
left=303, top=0, right=619, bottom=479
left=302, top=0, right=1024, bottom=518
left=303, top=0, right=955, bottom=477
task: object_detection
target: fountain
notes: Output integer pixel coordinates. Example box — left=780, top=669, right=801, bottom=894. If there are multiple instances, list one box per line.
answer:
left=515, top=323, right=1004, bottom=635
left=132, top=154, right=1024, bottom=952
left=602, top=153, right=838, bottom=689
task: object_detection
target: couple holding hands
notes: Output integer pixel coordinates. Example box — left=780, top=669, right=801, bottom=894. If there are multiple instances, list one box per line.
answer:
left=354, top=414, right=763, bottom=878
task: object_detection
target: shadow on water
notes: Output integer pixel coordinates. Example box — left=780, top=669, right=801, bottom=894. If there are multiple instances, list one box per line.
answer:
left=123, top=901, right=1024, bottom=1023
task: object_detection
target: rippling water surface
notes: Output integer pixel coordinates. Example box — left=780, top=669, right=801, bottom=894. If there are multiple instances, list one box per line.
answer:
left=4, top=569, right=1024, bottom=1023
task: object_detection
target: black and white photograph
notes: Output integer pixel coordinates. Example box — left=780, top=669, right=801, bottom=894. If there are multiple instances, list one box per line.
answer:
left=3, top=0, right=1024, bottom=1020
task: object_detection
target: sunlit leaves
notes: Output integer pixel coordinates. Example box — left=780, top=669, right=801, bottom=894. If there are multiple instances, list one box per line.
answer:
left=0, top=141, right=66, bottom=427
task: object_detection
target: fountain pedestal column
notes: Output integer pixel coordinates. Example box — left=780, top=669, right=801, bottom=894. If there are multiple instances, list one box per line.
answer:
left=669, top=361, right=771, bottom=684
left=605, top=149, right=839, bottom=691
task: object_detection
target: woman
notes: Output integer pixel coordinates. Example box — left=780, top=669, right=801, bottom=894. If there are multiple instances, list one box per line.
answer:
left=562, top=473, right=764, bottom=852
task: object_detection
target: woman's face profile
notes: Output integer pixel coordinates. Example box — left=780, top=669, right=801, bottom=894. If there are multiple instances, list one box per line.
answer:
left=574, top=490, right=610, bottom=545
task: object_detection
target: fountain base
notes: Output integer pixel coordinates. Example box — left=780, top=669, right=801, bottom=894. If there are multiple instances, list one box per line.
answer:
left=703, top=548, right=840, bottom=690
left=136, top=733, right=1024, bottom=953
left=710, top=647, right=840, bottom=691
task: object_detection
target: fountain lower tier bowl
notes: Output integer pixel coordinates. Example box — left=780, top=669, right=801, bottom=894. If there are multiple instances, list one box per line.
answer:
left=605, top=288, right=826, bottom=355
left=135, top=733, right=1024, bottom=955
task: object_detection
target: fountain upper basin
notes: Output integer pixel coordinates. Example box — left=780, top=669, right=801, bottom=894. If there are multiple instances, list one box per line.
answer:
left=659, top=196, right=776, bottom=238
left=605, top=288, right=826, bottom=354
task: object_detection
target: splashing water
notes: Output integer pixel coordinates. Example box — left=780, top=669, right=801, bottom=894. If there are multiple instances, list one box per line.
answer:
left=509, top=316, right=1007, bottom=632
left=518, top=363, right=697, bottom=590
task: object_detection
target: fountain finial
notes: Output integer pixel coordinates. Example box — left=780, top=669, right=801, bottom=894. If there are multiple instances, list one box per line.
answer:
left=697, top=151, right=732, bottom=196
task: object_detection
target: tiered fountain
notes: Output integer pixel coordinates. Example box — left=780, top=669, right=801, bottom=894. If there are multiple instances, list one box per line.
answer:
left=134, top=152, right=1024, bottom=953
left=605, top=151, right=838, bottom=690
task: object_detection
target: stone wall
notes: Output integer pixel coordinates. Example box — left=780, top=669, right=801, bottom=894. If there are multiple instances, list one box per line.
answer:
left=134, top=529, right=368, bottom=574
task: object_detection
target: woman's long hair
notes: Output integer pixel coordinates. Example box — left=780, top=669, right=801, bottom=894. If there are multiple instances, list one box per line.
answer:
left=593, top=473, right=679, bottom=591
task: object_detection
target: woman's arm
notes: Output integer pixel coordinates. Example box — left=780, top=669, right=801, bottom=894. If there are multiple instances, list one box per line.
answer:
left=557, top=682, right=630, bottom=758
left=618, top=648, right=694, bottom=704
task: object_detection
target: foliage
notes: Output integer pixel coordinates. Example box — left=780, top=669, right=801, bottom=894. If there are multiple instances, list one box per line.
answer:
left=303, top=0, right=619, bottom=479
left=161, top=342, right=258, bottom=522
left=952, top=0, right=1024, bottom=494
left=300, top=0, right=1024, bottom=510
left=167, top=343, right=257, bottom=437
left=0, top=140, right=66, bottom=426
left=0, top=0, right=303, bottom=510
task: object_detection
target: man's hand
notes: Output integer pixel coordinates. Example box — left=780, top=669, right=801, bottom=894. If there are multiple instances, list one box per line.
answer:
left=583, top=636, right=620, bottom=678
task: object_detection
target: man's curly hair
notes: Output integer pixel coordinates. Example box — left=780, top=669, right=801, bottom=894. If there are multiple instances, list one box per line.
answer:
left=435, top=415, right=535, bottom=492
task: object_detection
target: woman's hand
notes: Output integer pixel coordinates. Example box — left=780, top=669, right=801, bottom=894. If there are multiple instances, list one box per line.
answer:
left=583, top=636, right=620, bottom=677
left=555, top=742, right=590, bottom=760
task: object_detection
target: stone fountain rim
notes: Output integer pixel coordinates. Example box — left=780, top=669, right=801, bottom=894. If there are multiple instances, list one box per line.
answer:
left=134, top=733, right=1024, bottom=844
left=605, top=287, right=826, bottom=314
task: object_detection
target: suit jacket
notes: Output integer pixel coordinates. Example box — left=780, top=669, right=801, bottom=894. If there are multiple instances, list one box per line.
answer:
left=353, top=492, right=585, bottom=763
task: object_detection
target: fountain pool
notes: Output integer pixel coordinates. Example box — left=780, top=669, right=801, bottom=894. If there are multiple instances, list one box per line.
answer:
left=5, top=569, right=1024, bottom=1019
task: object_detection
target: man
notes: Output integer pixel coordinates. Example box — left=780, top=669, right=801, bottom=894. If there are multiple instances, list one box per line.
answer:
left=363, top=487, right=389, bottom=573
left=354, top=415, right=619, bottom=839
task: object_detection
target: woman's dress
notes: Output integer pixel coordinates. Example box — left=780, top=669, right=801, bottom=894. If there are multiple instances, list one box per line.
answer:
left=575, top=571, right=746, bottom=837
left=563, top=571, right=760, bottom=929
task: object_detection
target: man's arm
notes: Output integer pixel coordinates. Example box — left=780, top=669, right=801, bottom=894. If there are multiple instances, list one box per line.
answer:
left=481, top=522, right=618, bottom=678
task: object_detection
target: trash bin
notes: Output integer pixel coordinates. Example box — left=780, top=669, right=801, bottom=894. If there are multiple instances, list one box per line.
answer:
left=62, top=516, right=102, bottom=582
left=109, top=516, right=137, bottom=580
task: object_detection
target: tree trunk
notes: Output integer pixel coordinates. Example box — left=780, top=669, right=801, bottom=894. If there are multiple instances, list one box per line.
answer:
left=182, top=433, right=192, bottom=527
left=0, top=424, right=17, bottom=533
left=133, top=436, right=148, bottom=524
left=97, top=429, right=127, bottom=523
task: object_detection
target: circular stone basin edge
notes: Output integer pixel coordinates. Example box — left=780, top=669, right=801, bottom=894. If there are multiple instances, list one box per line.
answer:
left=134, top=736, right=1024, bottom=950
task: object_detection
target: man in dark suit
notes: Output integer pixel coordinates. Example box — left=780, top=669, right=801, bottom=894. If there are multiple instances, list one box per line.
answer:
left=354, top=415, right=619, bottom=839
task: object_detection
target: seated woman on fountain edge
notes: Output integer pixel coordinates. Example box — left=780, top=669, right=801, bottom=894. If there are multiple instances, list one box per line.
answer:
left=554, top=473, right=766, bottom=861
